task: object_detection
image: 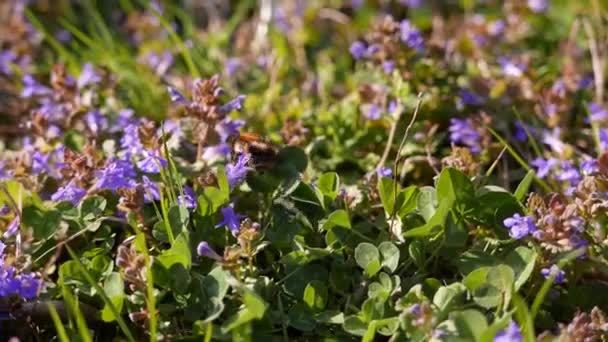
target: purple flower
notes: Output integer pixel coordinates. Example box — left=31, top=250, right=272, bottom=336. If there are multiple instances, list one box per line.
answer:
left=85, top=110, right=108, bottom=134
left=196, top=241, right=223, bottom=260
left=167, top=86, right=187, bottom=103
left=95, top=159, right=137, bottom=191
left=219, top=95, right=246, bottom=115
left=498, top=57, right=525, bottom=78
left=21, top=75, right=52, bottom=98
left=365, top=104, right=382, bottom=120
left=556, top=161, right=581, bottom=184
left=488, top=20, right=506, bottom=37
left=503, top=214, right=537, bottom=239
left=458, top=88, right=485, bottom=107
left=0, top=266, right=41, bottom=299
left=0, top=50, right=17, bottom=75
left=55, top=29, right=72, bottom=43
left=141, top=176, right=160, bottom=203
left=528, top=0, right=548, bottom=13
left=600, top=129, right=608, bottom=151
left=216, top=205, right=246, bottom=235
left=177, top=186, right=197, bottom=210
left=31, top=151, right=51, bottom=175
left=407, top=304, right=421, bottom=316
left=226, top=154, right=252, bottom=189
left=120, top=124, right=144, bottom=157
left=203, top=143, right=232, bottom=163
left=350, top=41, right=366, bottom=60
left=588, top=103, right=608, bottom=122
left=541, top=128, right=565, bottom=155
left=581, top=160, right=599, bottom=176
left=494, top=321, right=523, bottom=342
left=531, top=158, right=557, bottom=178
left=0, top=206, right=9, bottom=216
left=448, top=118, right=482, bottom=154
left=541, top=264, right=565, bottom=284
left=399, top=0, right=422, bottom=8
left=377, top=167, right=392, bottom=178
left=51, top=181, right=87, bottom=205
left=143, top=51, right=173, bottom=76
left=136, top=149, right=167, bottom=173
left=4, top=216, right=20, bottom=238
left=225, top=58, right=242, bottom=76
left=77, top=63, right=102, bottom=89
left=215, top=118, right=245, bottom=142
left=383, top=60, right=396, bottom=74
left=513, top=121, right=529, bottom=142
left=399, top=20, right=424, bottom=51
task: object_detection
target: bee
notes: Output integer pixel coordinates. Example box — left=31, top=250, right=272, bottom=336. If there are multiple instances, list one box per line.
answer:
left=231, top=132, right=279, bottom=170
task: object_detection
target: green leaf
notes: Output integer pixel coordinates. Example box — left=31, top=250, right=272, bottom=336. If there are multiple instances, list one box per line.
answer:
left=343, top=315, right=368, bottom=336
left=316, top=172, right=340, bottom=206
left=505, top=247, right=537, bottom=291
left=169, top=205, right=190, bottom=235
left=378, top=177, right=401, bottom=215
left=378, top=242, right=399, bottom=273
left=288, top=303, right=317, bottom=331
left=399, top=186, right=419, bottom=217
left=451, top=309, right=488, bottom=341
left=433, top=283, right=466, bottom=314
left=355, top=243, right=381, bottom=277
left=201, top=267, right=230, bottom=323
left=417, top=186, right=437, bottom=222
left=221, top=287, right=267, bottom=333
left=303, top=280, right=328, bottom=312
left=101, top=272, right=125, bottom=322
left=79, top=196, right=107, bottom=221
left=404, top=199, right=450, bottom=238
left=436, top=168, right=474, bottom=204
left=22, top=206, right=61, bottom=240
left=321, top=209, right=351, bottom=231
left=154, top=232, right=192, bottom=292
left=314, top=310, right=344, bottom=324
left=512, top=293, right=536, bottom=342
left=514, top=170, right=535, bottom=202
left=445, top=210, right=468, bottom=248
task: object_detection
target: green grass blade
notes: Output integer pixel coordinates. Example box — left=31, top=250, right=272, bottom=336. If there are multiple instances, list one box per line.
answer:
left=511, top=294, right=535, bottom=342
left=60, top=276, right=92, bottom=342
left=47, top=302, right=71, bottom=342
left=66, top=246, right=136, bottom=342
left=512, top=107, right=543, bottom=158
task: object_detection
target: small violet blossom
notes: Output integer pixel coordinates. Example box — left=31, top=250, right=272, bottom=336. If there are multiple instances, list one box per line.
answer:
left=503, top=213, right=537, bottom=239
left=531, top=158, right=557, bottom=179
left=581, top=160, right=599, bottom=176
left=365, top=104, right=382, bottom=120
left=448, top=118, right=482, bottom=154
left=197, top=241, right=223, bottom=261
left=399, top=20, right=424, bottom=51
left=21, top=75, right=52, bottom=98
left=51, top=181, right=87, bottom=206
left=177, top=186, right=197, bottom=210
left=227, top=154, right=253, bottom=189
left=141, top=176, right=160, bottom=203
left=216, top=205, right=246, bottom=235
left=377, top=167, right=393, bottom=178
left=541, top=264, right=566, bottom=284
left=494, top=321, right=523, bottom=342
left=77, top=63, right=102, bottom=89
left=528, top=0, right=549, bottom=13
left=95, top=159, right=137, bottom=192
left=4, top=216, right=20, bottom=238
left=215, top=118, right=245, bottom=142
left=588, top=103, right=608, bottom=122
left=136, top=149, right=167, bottom=173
